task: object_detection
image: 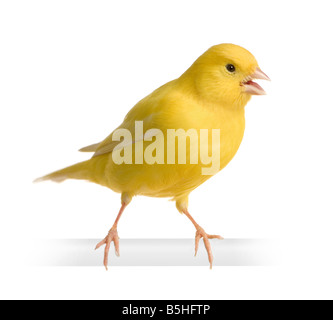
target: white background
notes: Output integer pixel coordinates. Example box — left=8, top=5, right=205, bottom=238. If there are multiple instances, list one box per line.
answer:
left=1, top=0, right=333, bottom=299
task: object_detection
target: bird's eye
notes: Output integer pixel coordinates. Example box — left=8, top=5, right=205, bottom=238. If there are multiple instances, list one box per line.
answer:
left=226, top=64, right=236, bottom=73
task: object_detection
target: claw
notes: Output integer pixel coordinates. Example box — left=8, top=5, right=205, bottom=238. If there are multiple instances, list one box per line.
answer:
left=195, top=233, right=200, bottom=257
left=95, top=239, right=106, bottom=250
left=194, top=227, right=223, bottom=269
left=114, top=236, right=120, bottom=257
left=95, top=227, right=120, bottom=270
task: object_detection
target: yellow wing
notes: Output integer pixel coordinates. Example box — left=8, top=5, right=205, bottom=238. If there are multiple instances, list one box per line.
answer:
left=80, top=80, right=178, bottom=158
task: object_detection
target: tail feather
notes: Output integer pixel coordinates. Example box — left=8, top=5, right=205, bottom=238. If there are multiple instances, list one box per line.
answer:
left=79, top=143, right=100, bottom=153
left=34, top=160, right=94, bottom=184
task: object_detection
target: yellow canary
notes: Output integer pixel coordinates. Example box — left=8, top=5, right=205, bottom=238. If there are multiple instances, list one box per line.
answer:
left=36, top=43, right=270, bottom=269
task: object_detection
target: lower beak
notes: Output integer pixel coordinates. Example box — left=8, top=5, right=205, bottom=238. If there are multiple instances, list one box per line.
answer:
left=242, top=67, right=270, bottom=95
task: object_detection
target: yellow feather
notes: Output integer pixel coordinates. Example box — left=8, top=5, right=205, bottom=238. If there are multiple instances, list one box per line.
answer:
left=79, top=143, right=100, bottom=153
left=37, top=43, right=264, bottom=210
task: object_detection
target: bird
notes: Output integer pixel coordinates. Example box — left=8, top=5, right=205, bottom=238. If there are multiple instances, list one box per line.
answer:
left=35, top=43, right=270, bottom=269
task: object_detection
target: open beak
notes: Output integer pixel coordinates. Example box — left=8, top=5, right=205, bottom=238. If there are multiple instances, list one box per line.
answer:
left=242, top=67, right=270, bottom=95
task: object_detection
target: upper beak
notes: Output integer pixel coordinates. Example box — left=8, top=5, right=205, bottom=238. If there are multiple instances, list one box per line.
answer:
left=252, top=67, right=270, bottom=81
left=242, top=67, right=270, bottom=95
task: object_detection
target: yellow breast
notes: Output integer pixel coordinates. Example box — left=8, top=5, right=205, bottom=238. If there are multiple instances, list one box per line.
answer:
left=102, top=96, right=245, bottom=200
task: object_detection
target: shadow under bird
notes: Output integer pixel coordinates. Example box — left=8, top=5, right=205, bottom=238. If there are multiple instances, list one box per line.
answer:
left=36, top=43, right=270, bottom=269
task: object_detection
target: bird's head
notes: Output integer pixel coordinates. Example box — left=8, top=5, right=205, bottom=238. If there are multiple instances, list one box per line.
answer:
left=181, top=43, right=270, bottom=109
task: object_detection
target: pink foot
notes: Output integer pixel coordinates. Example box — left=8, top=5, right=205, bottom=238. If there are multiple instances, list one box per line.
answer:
left=95, top=227, right=120, bottom=270
left=195, top=227, right=223, bottom=269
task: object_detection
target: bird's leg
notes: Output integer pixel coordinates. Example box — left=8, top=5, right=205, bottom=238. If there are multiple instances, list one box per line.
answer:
left=95, top=202, right=127, bottom=270
left=182, top=209, right=223, bottom=269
